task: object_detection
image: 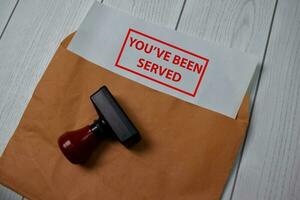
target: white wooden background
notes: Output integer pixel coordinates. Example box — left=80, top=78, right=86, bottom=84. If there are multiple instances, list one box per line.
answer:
left=0, top=0, right=299, bottom=199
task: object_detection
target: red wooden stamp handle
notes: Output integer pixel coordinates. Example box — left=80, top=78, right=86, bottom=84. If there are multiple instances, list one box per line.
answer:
left=57, top=86, right=141, bottom=164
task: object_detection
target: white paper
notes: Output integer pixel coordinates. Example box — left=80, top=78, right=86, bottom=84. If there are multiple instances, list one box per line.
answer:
left=68, top=2, right=258, bottom=118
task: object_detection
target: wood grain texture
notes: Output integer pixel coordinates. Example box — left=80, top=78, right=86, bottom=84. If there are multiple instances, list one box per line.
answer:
left=0, top=186, right=22, bottom=200
left=0, top=0, right=185, bottom=156
left=0, top=0, right=184, bottom=199
left=232, top=0, right=300, bottom=199
left=177, top=0, right=277, bottom=106
left=0, top=0, right=18, bottom=37
left=0, top=0, right=23, bottom=199
left=176, top=0, right=277, bottom=199
left=2, top=0, right=298, bottom=200
left=0, top=0, right=95, bottom=156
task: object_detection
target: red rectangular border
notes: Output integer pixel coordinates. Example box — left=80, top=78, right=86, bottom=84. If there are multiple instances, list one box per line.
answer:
left=115, top=28, right=209, bottom=97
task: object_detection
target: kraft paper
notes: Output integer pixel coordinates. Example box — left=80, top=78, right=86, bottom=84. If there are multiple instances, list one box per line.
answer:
left=0, top=33, right=249, bottom=200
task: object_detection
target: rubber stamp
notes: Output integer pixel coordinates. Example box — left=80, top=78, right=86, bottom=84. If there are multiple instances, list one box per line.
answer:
left=58, top=86, right=141, bottom=164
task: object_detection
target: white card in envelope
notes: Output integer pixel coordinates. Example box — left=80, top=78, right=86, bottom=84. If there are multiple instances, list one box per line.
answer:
left=68, top=2, right=258, bottom=118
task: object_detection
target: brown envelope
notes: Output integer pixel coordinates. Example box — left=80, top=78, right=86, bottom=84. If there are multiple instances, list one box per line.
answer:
left=0, top=33, right=249, bottom=200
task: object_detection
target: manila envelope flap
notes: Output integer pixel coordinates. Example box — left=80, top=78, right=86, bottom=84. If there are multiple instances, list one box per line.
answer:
left=0, top=33, right=249, bottom=200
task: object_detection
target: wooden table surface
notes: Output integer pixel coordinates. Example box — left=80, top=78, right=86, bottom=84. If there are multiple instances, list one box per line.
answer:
left=0, top=0, right=299, bottom=199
